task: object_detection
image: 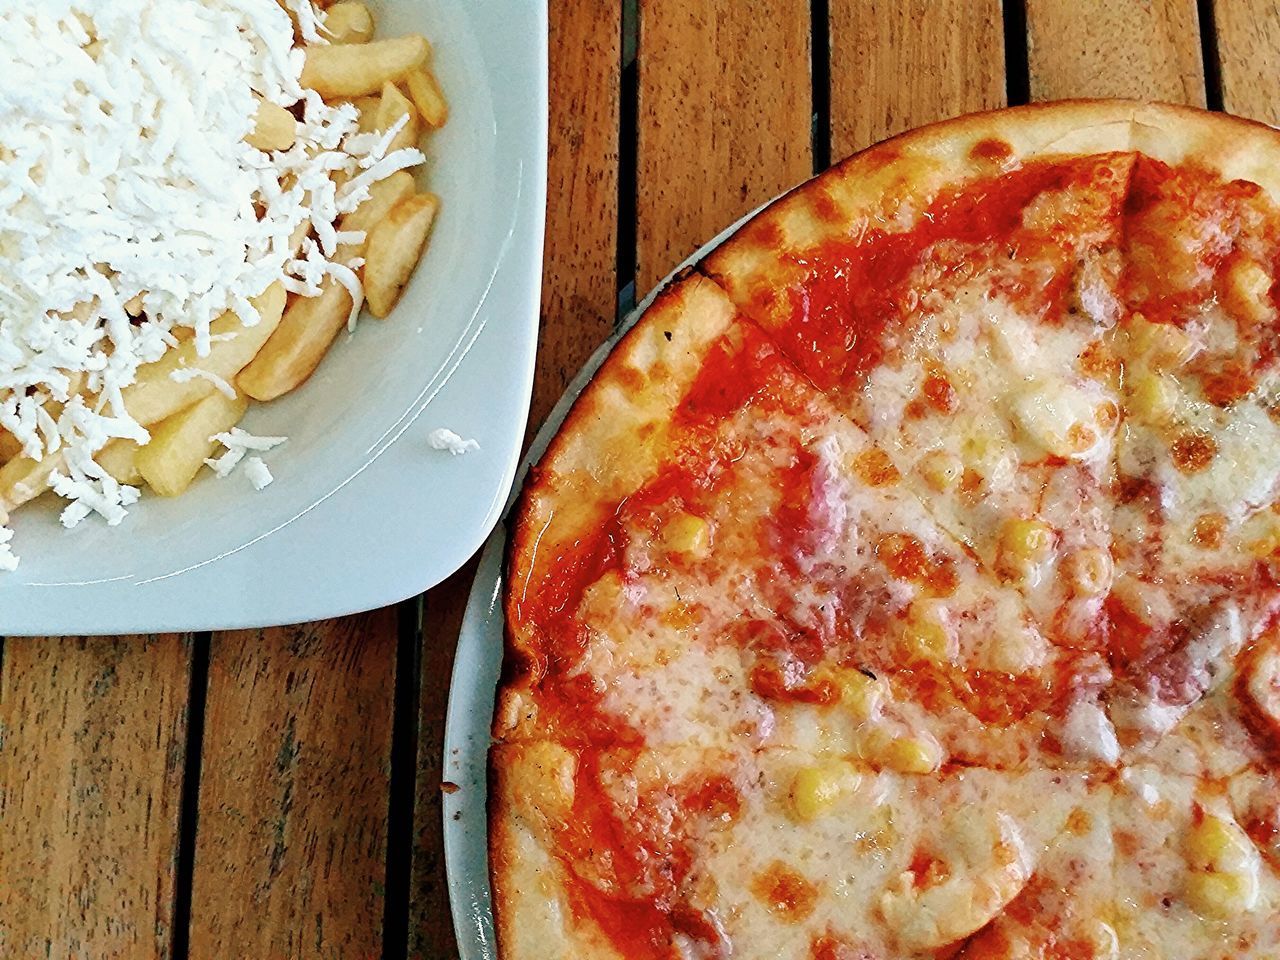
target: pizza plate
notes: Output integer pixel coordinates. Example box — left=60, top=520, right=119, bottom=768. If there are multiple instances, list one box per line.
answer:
left=443, top=208, right=765, bottom=958
left=0, top=0, right=546, bottom=634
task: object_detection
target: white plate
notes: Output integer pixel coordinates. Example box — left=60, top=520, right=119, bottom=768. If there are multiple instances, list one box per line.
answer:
left=0, top=0, right=547, bottom=635
left=443, top=211, right=760, bottom=958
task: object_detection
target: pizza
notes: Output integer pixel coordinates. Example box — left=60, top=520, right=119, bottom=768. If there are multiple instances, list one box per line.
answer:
left=488, top=100, right=1280, bottom=959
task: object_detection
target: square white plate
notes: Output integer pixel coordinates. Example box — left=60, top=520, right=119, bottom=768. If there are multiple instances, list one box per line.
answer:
left=0, top=0, right=547, bottom=636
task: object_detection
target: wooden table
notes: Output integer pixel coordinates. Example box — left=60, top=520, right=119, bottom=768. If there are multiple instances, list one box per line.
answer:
left=3, top=2, right=1280, bottom=957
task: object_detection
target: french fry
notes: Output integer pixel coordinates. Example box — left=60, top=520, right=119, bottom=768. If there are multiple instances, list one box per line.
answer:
left=0, top=429, right=23, bottom=465
left=339, top=170, right=416, bottom=238
left=121, top=281, right=285, bottom=426
left=0, top=451, right=62, bottom=512
left=375, top=81, right=419, bottom=153
left=405, top=65, right=448, bottom=128
left=135, top=391, right=249, bottom=497
left=96, top=439, right=142, bottom=485
left=323, top=1, right=374, bottom=43
left=247, top=97, right=297, bottom=152
left=300, top=35, right=430, bottom=98
left=237, top=280, right=353, bottom=401
left=363, top=193, right=439, bottom=317
left=237, top=173, right=414, bottom=401
left=354, top=94, right=381, bottom=133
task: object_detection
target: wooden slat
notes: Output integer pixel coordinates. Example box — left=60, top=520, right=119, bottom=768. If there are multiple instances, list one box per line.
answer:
left=528, top=0, right=621, bottom=433
left=189, top=611, right=396, bottom=959
left=409, top=560, right=474, bottom=959
left=1214, top=0, right=1280, bottom=124
left=829, top=0, right=1006, bottom=159
left=637, top=0, right=812, bottom=289
left=1026, top=0, right=1205, bottom=105
left=409, top=2, right=622, bottom=953
left=0, top=636, right=190, bottom=959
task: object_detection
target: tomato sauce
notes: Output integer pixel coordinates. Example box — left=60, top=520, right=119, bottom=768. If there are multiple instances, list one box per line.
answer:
left=775, top=156, right=1125, bottom=392
left=557, top=750, right=734, bottom=960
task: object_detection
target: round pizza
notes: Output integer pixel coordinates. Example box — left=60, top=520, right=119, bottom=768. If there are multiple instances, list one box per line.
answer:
left=489, top=100, right=1280, bottom=959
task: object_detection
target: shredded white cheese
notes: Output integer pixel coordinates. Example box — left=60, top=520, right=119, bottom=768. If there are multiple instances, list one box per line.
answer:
left=243, top=455, right=274, bottom=490
left=0, top=0, right=424, bottom=565
left=427, top=428, right=480, bottom=456
left=170, top=367, right=237, bottom=400
left=205, top=426, right=287, bottom=478
left=0, top=526, right=18, bottom=571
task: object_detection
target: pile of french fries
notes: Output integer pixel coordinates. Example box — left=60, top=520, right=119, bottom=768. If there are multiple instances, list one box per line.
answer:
left=0, top=0, right=446, bottom=520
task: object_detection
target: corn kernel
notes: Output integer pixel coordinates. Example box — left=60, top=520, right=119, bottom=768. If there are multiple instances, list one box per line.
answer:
left=1223, top=258, right=1275, bottom=327
left=832, top=669, right=887, bottom=721
left=864, top=731, right=942, bottom=774
left=997, top=518, right=1054, bottom=582
left=901, top=601, right=954, bottom=663
left=790, top=762, right=861, bottom=821
left=1067, top=547, right=1113, bottom=596
left=663, top=512, right=711, bottom=558
left=1129, top=372, right=1179, bottom=425
left=1129, top=314, right=1196, bottom=371
left=1187, top=814, right=1253, bottom=873
left=1185, top=871, right=1257, bottom=920
left=918, top=449, right=963, bottom=492
left=1001, top=518, right=1054, bottom=562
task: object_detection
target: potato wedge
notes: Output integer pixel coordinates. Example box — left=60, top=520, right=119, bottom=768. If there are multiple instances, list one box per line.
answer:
left=135, top=391, right=249, bottom=497
left=364, top=193, right=439, bottom=317
left=237, top=280, right=353, bottom=401
left=96, top=439, right=142, bottom=485
left=247, top=97, right=297, bottom=152
left=0, top=428, right=23, bottom=465
left=405, top=65, right=448, bottom=128
left=375, top=80, right=419, bottom=153
left=323, top=1, right=374, bottom=43
left=300, top=35, right=430, bottom=98
left=354, top=94, right=381, bottom=133
left=122, top=281, right=285, bottom=426
left=339, top=170, right=416, bottom=242
left=0, top=451, right=62, bottom=512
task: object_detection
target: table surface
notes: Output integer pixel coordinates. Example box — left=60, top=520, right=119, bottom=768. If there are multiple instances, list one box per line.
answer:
left=4, top=2, right=1280, bottom=958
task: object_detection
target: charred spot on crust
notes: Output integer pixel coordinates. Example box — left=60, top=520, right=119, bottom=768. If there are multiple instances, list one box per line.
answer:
left=970, top=137, right=1014, bottom=165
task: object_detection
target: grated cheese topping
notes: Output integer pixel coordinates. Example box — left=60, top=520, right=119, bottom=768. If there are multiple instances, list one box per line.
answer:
left=427, top=427, right=480, bottom=456
left=205, top=426, right=287, bottom=478
left=243, top=456, right=274, bottom=490
left=0, top=0, right=424, bottom=567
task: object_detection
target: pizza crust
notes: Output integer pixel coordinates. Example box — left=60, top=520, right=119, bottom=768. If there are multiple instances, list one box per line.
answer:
left=488, top=742, right=627, bottom=960
left=705, top=100, right=1280, bottom=332
left=497, top=273, right=739, bottom=741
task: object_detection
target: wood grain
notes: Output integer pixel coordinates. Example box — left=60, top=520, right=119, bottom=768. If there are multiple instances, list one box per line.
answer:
left=528, top=0, right=621, bottom=434
left=1214, top=0, right=1280, bottom=124
left=408, top=558, right=475, bottom=960
left=829, top=0, right=1006, bottom=159
left=0, top=636, right=190, bottom=959
left=188, top=611, right=397, bottom=960
left=409, top=3, right=623, bottom=953
left=1026, top=0, right=1205, bottom=105
left=637, top=0, right=812, bottom=289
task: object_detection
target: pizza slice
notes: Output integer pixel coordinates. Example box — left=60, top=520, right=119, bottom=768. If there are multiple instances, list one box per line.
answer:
left=1104, top=153, right=1280, bottom=748
left=490, top=742, right=1100, bottom=960
left=501, top=277, right=1112, bottom=770
left=703, top=108, right=1141, bottom=656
